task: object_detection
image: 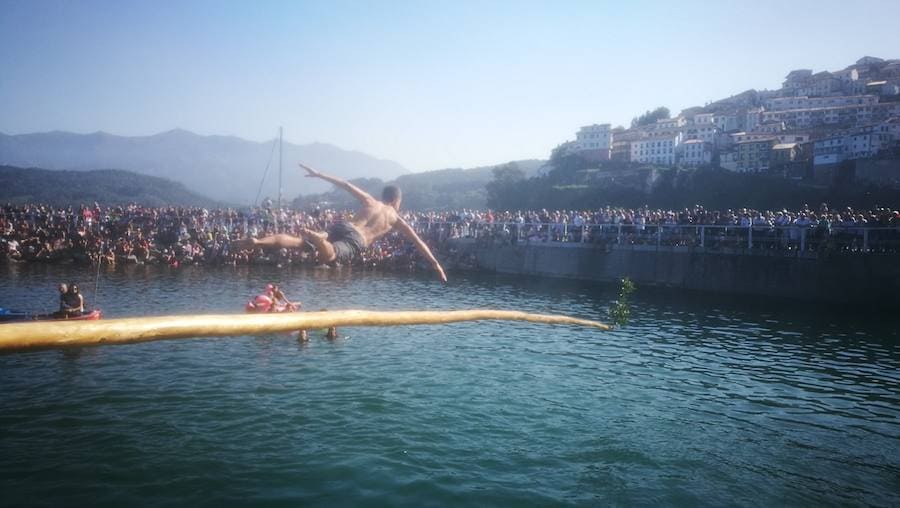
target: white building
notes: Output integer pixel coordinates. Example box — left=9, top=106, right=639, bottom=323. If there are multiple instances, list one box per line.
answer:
left=764, top=95, right=878, bottom=111
left=693, top=113, right=715, bottom=125
left=832, top=67, right=859, bottom=86
left=777, top=133, right=810, bottom=144
left=866, top=80, right=900, bottom=97
left=813, top=125, right=892, bottom=166
left=744, top=108, right=764, bottom=132
left=782, top=69, right=845, bottom=97
left=761, top=102, right=900, bottom=130
left=731, top=132, right=778, bottom=144
left=753, top=122, right=786, bottom=134
left=680, top=123, right=718, bottom=144
left=713, top=112, right=739, bottom=132
left=647, top=117, right=689, bottom=142
left=573, top=124, right=612, bottom=152
left=728, top=131, right=808, bottom=145
left=845, top=127, right=891, bottom=159
left=881, top=118, right=900, bottom=147
left=783, top=69, right=813, bottom=93
left=654, top=117, right=687, bottom=130
left=679, top=140, right=712, bottom=167
left=631, top=133, right=682, bottom=166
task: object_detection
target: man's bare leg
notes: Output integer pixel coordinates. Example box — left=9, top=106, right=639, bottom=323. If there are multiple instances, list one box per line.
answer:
left=299, top=228, right=337, bottom=262
left=232, top=234, right=305, bottom=251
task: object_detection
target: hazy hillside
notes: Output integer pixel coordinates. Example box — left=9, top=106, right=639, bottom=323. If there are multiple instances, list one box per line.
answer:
left=294, top=159, right=546, bottom=211
left=0, top=129, right=409, bottom=204
left=0, top=165, right=219, bottom=207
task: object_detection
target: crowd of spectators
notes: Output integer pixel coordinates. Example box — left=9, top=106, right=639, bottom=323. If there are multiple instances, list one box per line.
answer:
left=2, top=202, right=899, bottom=268
left=0, top=202, right=433, bottom=271
left=402, top=204, right=900, bottom=252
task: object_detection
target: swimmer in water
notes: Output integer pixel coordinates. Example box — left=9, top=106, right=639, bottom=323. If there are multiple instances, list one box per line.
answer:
left=271, top=284, right=298, bottom=310
left=297, top=309, right=340, bottom=341
left=233, top=163, right=447, bottom=283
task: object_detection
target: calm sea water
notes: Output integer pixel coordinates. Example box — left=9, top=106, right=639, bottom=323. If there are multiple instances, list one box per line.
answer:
left=1, top=263, right=898, bottom=507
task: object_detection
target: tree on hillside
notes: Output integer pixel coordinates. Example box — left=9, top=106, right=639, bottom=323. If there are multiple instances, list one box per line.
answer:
left=490, top=162, right=524, bottom=185
left=630, top=107, right=670, bottom=128
left=486, top=162, right=525, bottom=209
left=548, top=144, right=595, bottom=176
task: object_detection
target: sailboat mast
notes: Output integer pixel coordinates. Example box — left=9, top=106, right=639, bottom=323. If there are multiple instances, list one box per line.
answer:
left=278, top=126, right=283, bottom=210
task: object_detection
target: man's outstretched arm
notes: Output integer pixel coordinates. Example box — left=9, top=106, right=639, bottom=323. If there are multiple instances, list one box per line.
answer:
left=299, top=163, right=375, bottom=205
left=394, top=217, right=448, bottom=283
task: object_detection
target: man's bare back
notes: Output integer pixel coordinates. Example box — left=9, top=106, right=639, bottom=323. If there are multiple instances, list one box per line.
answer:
left=235, top=163, right=447, bottom=282
left=346, top=200, right=398, bottom=247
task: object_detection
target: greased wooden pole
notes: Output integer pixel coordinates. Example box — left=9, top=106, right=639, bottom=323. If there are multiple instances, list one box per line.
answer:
left=0, top=310, right=610, bottom=353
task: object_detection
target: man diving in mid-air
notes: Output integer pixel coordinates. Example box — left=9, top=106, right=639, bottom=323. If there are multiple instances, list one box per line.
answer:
left=234, top=163, right=448, bottom=283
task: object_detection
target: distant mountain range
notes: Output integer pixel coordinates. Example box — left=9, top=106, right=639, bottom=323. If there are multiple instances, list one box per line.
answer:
left=0, top=129, right=409, bottom=204
left=0, top=165, right=219, bottom=207
left=295, top=159, right=547, bottom=210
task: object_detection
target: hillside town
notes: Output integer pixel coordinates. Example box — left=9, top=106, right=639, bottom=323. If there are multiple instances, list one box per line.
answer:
left=557, top=56, right=900, bottom=185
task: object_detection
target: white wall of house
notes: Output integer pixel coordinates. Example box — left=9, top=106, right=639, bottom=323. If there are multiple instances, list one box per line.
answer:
left=713, top=113, right=739, bottom=132
left=764, top=95, right=878, bottom=111
left=881, top=120, right=900, bottom=146
left=681, top=124, right=718, bottom=144
left=573, top=124, right=612, bottom=152
left=744, top=109, right=763, bottom=132
left=762, top=103, right=900, bottom=129
left=693, top=113, right=715, bottom=125
left=777, top=133, right=810, bottom=144
left=732, top=132, right=777, bottom=143
left=654, top=117, right=687, bottom=130
left=813, top=127, right=890, bottom=166
left=679, top=141, right=712, bottom=166
left=631, top=134, right=682, bottom=165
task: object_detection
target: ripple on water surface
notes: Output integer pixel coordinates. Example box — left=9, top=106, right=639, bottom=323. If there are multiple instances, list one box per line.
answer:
left=0, top=265, right=898, bottom=506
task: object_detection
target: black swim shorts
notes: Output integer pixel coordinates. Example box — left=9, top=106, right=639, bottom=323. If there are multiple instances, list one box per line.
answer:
left=327, top=222, right=366, bottom=263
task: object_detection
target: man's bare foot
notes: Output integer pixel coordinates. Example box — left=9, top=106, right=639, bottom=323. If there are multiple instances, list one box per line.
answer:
left=299, top=228, right=329, bottom=250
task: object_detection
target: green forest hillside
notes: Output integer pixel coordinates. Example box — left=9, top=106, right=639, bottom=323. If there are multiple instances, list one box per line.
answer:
left=0, top=166, right=220, bottom=207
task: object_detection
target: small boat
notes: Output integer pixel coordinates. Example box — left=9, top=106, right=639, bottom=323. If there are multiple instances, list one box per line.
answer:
left=245, top=301, right=298, bottom=313
left=0, top=308, right=103, bottom=323
left=43, top=309, right=104, bottom=321
left=0, top=308, right=33, bottom=323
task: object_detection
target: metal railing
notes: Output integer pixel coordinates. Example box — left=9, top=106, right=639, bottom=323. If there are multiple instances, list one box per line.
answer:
left=409, top=220, right=900, bottom=254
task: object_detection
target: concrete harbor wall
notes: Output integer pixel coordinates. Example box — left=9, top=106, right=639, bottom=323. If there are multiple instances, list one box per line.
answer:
left=447, top=239, right=900, bottom=304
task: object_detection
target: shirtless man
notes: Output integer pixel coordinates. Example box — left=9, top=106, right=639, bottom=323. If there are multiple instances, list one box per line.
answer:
left=234, top=163, right=447, bottom=282
left=271, top=284, right=298, bottom=310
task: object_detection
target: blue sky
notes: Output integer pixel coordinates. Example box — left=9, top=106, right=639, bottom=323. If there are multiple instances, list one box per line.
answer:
left=2, top=0, right=899, bottom=171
